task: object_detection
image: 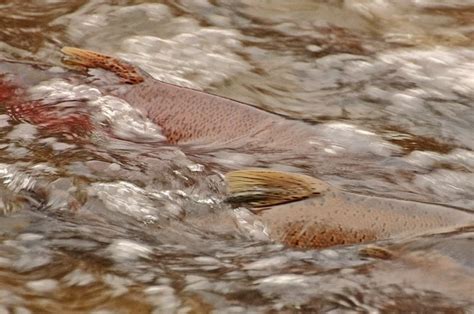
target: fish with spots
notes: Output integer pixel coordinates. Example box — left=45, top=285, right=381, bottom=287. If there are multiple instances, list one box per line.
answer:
left=2, top=49, right=472, bottom=250
left=225, top=168, right=473, bottom=249
left=59, top=47, right=316, bottom=147
left=0, top=61, right=93, bottom=137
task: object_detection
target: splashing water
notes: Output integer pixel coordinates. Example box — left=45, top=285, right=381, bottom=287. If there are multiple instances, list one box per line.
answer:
left=0, top=1, right=473, bottom=312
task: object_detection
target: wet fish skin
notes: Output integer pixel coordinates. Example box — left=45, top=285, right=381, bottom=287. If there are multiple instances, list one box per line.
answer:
left=3, top=51, right=472, bottom=251
left=60, top=47, right=314, bottom=146
left=0, top=61, right=94, bottom=136
left=225, top=168, right=474, bottom=249
left=259, top=190, right=473, bottom=249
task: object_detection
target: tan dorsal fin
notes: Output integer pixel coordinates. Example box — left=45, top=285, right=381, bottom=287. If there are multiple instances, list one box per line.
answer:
left=225, top=168, right=330, bottom=208
left=61, top=47, right=144, bottom=84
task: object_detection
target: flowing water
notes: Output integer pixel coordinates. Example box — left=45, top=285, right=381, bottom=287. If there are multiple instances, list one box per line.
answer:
left=0, top=0, right=473, bottom=312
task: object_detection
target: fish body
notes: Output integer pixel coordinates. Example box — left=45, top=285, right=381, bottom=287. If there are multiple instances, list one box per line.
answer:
left=225, top=169, right=473, bottom=248
left=3, top=50, right=472, bottom=250
left=259, top=190, right=473, bottom=248
left=0, top=61, right=93, bottom=136
left=60, top=47, right=314, bottom=146
left=118, top=78, right=279, bottom=144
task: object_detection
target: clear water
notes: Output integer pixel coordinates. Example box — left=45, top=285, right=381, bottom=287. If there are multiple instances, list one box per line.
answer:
left=0, top=1, right=473, bottom=312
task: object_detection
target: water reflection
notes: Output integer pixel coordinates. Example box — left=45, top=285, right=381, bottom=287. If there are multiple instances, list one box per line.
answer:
left=0, top=0, right=473, bottom=312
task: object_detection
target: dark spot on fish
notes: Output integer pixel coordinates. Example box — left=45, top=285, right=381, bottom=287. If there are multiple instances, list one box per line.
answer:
left=279, top=221, right=378, bottom=249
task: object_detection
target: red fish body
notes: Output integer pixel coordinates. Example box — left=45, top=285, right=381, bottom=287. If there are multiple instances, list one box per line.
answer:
left=0, top=61, right=93, bottom=137
left=58, top=47, right=317, bottom=148
left=2, top=49, right=314, bottom=148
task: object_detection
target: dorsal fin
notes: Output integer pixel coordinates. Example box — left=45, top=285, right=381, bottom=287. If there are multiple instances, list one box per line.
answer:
left=61, top=47, right=145, bottom=84
left=225, top=168, right=330, bottom=208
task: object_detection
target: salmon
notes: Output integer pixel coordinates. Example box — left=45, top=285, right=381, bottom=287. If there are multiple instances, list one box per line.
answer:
left=0, top=61, right=93, bottom=137
left=60, top=47, right=315, bottom=147
left=225, top=168, right=473, bottom=248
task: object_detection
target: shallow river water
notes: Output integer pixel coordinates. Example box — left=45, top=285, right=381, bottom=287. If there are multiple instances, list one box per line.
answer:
left=0, top=0, right=473, bottom=313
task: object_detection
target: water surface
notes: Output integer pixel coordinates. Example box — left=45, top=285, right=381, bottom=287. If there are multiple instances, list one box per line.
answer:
left=0, top=0, right=473, bottom=312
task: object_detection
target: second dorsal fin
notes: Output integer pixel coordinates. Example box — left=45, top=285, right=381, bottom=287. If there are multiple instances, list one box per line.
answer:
left=61, top=47, right=145, bottom=84
left=225, top=168, right=330, bottom=208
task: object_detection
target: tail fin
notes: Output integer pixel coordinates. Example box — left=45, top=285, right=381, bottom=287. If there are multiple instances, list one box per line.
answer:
left=61, top=47, right=145, bottom=84
left=225, top=168, right=330, bottom=208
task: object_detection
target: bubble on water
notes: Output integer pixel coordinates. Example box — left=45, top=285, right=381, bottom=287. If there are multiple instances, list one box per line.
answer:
left=130, top=271, right=156, bottom=284
left=145, top=285, right=174, bottom=295
left=306, top=44, right=323, bottom=52
left=43, top=177, right=79, bottom=211
left=233, top=207, right=270, bottom=242
left=13, top=252, right=52, bottom=272
left=187, top=163, right=204, bottom=172
left=57, top=2, right=250, bottom=88
left=108, top=163, right=121, bottom=171
left=0, top=163, right=36, bottom=193
left=405, top=148, right=474, bottom=170
left=90, top=181, right=165, bottom=219
left=2, top=1, right=473, bottom=312
left=6, top=123, right=37, bottom=141
left=208, top=151, right=258, bottom=168
left=28, top=79, right=101, bottom=102
left=4, top=145, right=31, bottom=159
left=145, top=285, right=180, bottom=313
left=51, top=141, right=76, bottom=151
left=120, top=29, right=249, bottom=88
left=105, top=239, right=152, bottom=262
left=372, top=49, right=474, bottom=150
left=102, top=273, right=133, bottom=297
left=339, top=268, right=357, bottom=276
left=17, top=233, right=44, bottom=242
left=315, top=122, right=401, bottom=157
left=193, top=256, right=222, bottom=265
left=47, top=65, right=66, bottom=73
left=184, top=275, right=212, bottom=291
left=88, top=95, right=166, bottom=142
left=63, top=269, right=96, bottom=287
left=413, top=170, right=474, bottom=208
left=243, top=256, right=290, bottom=270
left=25, top=279, right=58, bottom=293
left=319, top=249, right=339, bottom=259
left=257, top=274, right=308, bottom=285
left=402, top=148, right=474, bottom=206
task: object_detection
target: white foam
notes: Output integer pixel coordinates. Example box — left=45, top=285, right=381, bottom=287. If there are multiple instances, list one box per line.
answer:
left=88, top=95, right=166, bottom=142
left=106, top=239, right=152, bottom=262
left=63, top=269, right=96, bottom=287
left=0, top=163, right=36, bottom=193
left=26, top=279, right=58, bottom=293
left=101, top=273, right=132, bottom=297
left=57, top=2, right=250, bottom=88
left=90, top=181, right=183, bottom=220
left=256, top=274, right=308, bottom=285
left=17, top=233, right=44, bottom=242
left=29, top=79, right=101, bottom=102
left=315, top=122, right=400, bottom=157
left=243, top=256, right=290, bottom=270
